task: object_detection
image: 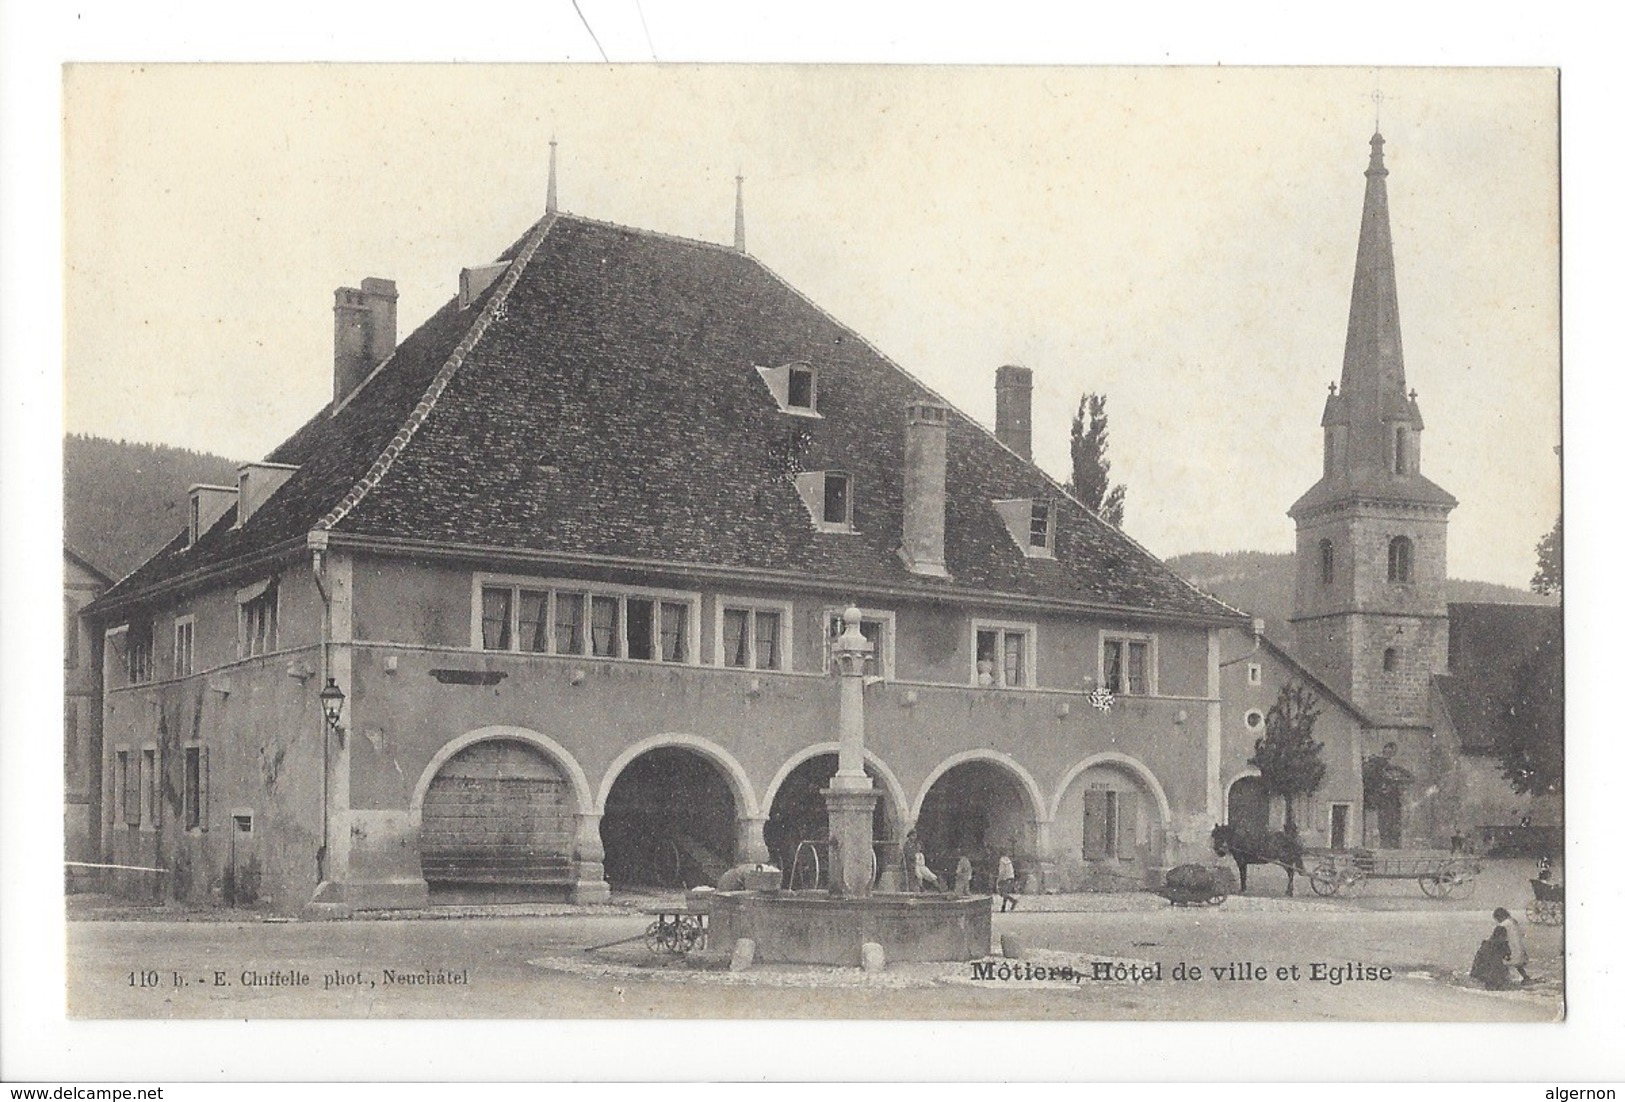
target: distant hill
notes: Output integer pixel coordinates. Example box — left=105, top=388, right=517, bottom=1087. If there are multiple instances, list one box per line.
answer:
left=1167, top=550, right=1556, bottom=643
left=64, top=434, right=243, bottom=580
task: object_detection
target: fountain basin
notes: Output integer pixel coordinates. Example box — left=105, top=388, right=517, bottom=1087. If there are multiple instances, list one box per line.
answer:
left=707, top=890, right=992, bottom=966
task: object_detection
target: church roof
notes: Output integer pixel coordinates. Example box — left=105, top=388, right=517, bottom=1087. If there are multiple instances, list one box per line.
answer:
left=95, top=212, right=1240, bottom=626
left=1434, top=601, right=1562, bottom=753
left=1255, top=633, right=1376, bottom=727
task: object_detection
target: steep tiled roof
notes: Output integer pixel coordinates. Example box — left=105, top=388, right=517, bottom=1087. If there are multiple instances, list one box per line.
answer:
left=1435, top=602, right=1563, bottom=752
left=95, top=214, right=1239, bottom=624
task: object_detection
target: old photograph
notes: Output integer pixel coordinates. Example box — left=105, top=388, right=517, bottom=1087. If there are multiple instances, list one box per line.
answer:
left=55, top=64, right=1562, bottom=1030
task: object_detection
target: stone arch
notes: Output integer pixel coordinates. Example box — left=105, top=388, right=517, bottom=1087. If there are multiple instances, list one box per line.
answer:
left=1050, top=751, right=1172, bottom=885
left=762, top=743, right=909, bottom=825
left=1224, top=769, right=1269, bottom=836
left=595, top=733, right=760, bottom=819
left=910, top=749, right=1045, bottom=825
left=1050, top=751, right=1173, bottom=829
left=1222, top=768, right=1263, bottom=809
left=911, top=749, right=1047, bottom=892
left=409, top=725, right=594, bottom=823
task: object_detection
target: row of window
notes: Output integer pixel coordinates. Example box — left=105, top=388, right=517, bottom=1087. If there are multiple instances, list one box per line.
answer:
left=1316, top=536, right=1415, bottom=586
left=114, top=745, right=208, bottom=830
left=117, top=582, right=278, bottom=685
left=476, top=579, right=1159, bottom=694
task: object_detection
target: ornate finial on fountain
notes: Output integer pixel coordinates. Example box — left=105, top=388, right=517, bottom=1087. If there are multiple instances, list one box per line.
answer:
left=833, top=604, right=872, bottom=676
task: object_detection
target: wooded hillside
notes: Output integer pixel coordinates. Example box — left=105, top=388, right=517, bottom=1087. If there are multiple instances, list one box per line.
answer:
left=64, top=434, right=242, bottom=580
left=1167, top=549, right=1556, bottom=643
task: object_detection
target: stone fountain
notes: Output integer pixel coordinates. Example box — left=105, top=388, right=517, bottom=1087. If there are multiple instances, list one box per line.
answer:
left=706, top=606, right=991, bottom=966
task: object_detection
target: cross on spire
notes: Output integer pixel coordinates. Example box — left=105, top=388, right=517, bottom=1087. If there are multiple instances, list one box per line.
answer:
left=733, top=171, right=746, bottom=253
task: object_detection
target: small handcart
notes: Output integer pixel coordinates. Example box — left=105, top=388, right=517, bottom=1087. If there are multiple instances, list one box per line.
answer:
left=1307, top=849, right=1480, bottom=898
left=1526, top=878, right=1564, bottom=925
left=641, top=903, right=709, bottom=954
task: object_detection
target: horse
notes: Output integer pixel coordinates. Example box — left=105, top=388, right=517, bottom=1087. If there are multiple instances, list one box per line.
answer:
left=1211, top=824, right=1304, bottom=896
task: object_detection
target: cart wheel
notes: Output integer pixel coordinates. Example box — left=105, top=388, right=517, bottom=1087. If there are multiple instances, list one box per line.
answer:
left=1419, top=875, right=1452, bottom=898
left=1451, top=873, right=1477, bottom=899
left=1310, top=865, right=1341, bottom=897
left=675, top=917, right=704, bottom=953
left=645, top=919, right=674, bottom=953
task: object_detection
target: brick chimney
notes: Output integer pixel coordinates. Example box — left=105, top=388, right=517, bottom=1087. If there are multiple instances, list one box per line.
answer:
left=333, top=277, right=398, bottom=405
left=899, top=400, right=951, bottom=578
left=995, top=364, right=1033, bottom=461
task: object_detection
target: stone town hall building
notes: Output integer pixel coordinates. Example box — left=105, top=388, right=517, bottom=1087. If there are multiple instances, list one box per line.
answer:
left=85, top=157, right=1308, bottom=913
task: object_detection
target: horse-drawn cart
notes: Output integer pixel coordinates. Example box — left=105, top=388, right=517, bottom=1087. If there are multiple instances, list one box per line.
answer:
left=1306, top=849, right=1480, bottom=898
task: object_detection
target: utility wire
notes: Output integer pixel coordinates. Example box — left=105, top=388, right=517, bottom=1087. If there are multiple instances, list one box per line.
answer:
left=571, top=0, right=610, bottom=62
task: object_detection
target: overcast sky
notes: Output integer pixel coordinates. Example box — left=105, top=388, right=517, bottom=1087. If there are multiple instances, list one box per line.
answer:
left=62, top=65, right=1558, bottom=586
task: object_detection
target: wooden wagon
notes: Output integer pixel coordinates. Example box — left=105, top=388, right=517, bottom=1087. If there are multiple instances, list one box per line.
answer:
left=1306, top=849, right=1480, bottom=898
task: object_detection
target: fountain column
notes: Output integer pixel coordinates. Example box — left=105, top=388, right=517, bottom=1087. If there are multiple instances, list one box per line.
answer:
left=822, top=605, right=880, bottom=898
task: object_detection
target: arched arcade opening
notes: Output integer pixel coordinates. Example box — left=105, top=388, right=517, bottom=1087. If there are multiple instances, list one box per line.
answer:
left=1227, top=775, right=1269, bottom=837
left=600, top=747, right=739, bottom=889
left=915, top=758, right=1038, bottom=893
left=1053, top=758, right=1168, bottom=890
left=419, top=738, right=576, bottom=899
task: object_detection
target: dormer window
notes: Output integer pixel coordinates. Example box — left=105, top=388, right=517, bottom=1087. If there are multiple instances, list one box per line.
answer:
left=793, top=470, right=856, bottom=532
left=1029, top=503, right=1051, bottom=552
left=755, top=361, right=822, bottom=417
left=823, top=472, right=850, bottom=526
left=187, top=484, right=238, bottom=548
left=787, top=365, right=815, bottom=410
left=993, top=499, right=1055, bottom=559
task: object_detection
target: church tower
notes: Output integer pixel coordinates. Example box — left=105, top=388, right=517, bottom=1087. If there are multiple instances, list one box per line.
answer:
left=1289, top=132, right=1457, bottom=726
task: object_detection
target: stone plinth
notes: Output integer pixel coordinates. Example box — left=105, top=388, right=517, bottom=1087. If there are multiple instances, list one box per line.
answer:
left=822, top=785, right=880, bottom=898
left=707, top=891, right=992, bottom=966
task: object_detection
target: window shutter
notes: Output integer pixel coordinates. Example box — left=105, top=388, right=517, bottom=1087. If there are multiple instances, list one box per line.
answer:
left=202, top=746, right=211, bottom=832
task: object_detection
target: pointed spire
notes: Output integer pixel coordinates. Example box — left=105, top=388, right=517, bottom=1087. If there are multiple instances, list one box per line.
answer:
left=546, top=138, right=559, bottom=215
left=1335, top=129, right=1413, bottom=473
left=733, top=172, right=746, bottom=253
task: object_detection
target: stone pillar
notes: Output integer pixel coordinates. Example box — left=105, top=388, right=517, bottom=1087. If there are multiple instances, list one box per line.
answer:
left=571, top=812, right=611, bottom=904
left=1028, top=817, right=1056, bottom=894
left=736, top=815, right=771, bottom=866
left=825, top=604, right=876, bottom=898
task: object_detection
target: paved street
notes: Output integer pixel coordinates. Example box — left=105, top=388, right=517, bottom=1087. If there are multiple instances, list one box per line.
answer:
left=67, top=860, right=1562, bottom=1022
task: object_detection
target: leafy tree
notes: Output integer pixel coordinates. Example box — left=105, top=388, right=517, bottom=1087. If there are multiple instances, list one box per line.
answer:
left=1063, top=392, right=1126, bottom=528
left=1498, top=616, right=1563, bottom=796
left=1249, top=681, right=1326, bottom=834
left=1530, top=514, right=1562, bottom=597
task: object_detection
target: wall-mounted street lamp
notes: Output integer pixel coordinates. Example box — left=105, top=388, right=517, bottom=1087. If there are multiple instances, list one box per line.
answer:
left=318, top=677, right=346, bottom=732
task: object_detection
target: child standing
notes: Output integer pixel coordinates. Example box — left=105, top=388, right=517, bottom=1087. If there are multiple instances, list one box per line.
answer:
left=1494, top=906, right=1530, bottom=984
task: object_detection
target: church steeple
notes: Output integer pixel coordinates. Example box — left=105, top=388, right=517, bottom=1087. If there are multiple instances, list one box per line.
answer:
left=1296, top=132, right=1453, bottom=511
left=1288, top=130, right=1456, bottom=727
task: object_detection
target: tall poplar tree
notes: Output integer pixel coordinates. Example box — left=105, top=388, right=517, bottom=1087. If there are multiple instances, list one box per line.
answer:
left=1064, top=392, right=1127, bottom=527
